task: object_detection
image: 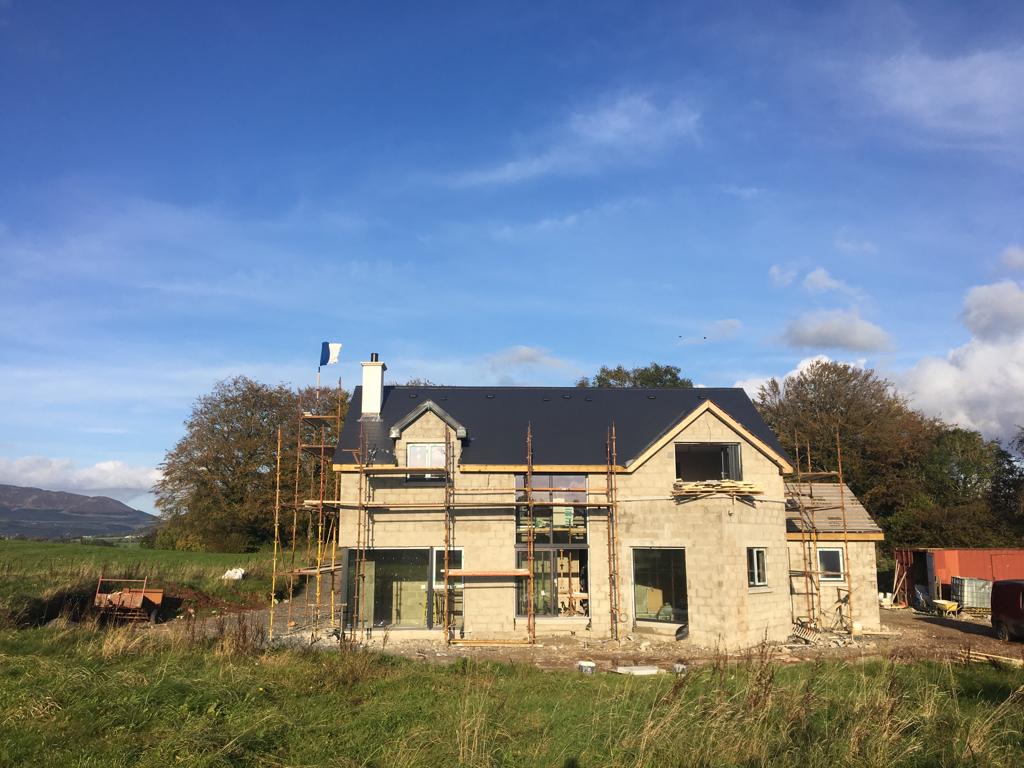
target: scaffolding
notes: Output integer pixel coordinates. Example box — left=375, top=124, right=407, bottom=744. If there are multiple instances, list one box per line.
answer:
left=785, top=429, right=855, bottom=632
left=267, top=386, right=345, bottom=643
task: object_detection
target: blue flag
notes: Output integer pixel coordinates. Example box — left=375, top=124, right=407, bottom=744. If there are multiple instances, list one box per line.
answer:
left=319, top=342, right=342, bottom=367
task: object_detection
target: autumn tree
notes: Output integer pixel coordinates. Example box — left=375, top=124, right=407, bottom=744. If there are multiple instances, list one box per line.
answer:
left=154, top=377, right=347, bottom=552
left=757, top=360, right=1024, bottom=548
left=576, top=362, right=693, bottom=388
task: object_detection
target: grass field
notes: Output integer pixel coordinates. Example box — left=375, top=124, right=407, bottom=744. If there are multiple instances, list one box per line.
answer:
left=0, top=540, right=274, bottom=627
left=1, top=619, right=1023, bottom=768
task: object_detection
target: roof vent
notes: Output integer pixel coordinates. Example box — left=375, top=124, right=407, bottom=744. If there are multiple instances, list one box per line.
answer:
left=409, top=393, right=418, bottom=398
left=647, top=395, right=657, bottom=400
left=542, top=397, right=551, bottom=401
left=486, top=394, right=495, bottom=399
left=562, top=394, right=572, bottom=399
left=584, top=396, right=593, bottom=402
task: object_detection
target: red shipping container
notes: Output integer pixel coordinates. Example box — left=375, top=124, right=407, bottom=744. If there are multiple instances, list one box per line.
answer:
left=894, top=548, right=1024, bottom=604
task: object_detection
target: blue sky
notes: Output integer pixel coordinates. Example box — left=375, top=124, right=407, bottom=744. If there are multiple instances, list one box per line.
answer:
left=2, top=2, right=1024, bottom=512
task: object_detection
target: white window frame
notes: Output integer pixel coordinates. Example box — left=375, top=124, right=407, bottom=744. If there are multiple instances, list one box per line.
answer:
left=818, top=547, right=845, bottom=582
left=747, top=547, right=768, bottom=587
left=406, top=442, right=446, bottom=480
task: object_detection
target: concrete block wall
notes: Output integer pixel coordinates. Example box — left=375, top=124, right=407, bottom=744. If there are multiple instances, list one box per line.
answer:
left=786, top=540, right=881, bottom=631
left=333, top=407, right=801, bottom=648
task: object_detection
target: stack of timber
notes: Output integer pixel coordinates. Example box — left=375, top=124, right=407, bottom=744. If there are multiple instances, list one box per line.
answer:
left=672, top=479, right=763, bottom=497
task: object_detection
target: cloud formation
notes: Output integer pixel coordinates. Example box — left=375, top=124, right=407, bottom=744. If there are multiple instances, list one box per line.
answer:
left=783, top=309, right=892, bottom=352
left=862, top=46, right=1024, bottom=148
left=803, top=267, right=854, bottom=295
left=0, top=456, right=161, bottom=497
left=902, top=279, right=1024, bottom=440
left=960, top=280, right=1024, bottom=339
left=1003, top=245, right=1024, bottom=270
left=450, top=92, right=699, bottom=186
left=769, top=264, right=797, bottom=287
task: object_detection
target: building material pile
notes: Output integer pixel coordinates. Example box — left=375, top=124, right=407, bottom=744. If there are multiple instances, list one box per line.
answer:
left=672, top=479, right=762, bottom=497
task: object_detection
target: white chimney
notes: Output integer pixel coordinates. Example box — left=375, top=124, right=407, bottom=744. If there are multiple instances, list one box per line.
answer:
left=360, top=352, right=386, bottom=419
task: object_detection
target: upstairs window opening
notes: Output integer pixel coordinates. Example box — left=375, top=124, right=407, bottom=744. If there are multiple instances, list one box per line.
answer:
left=406, top=442, right=447, bottom=481
left=675, top=443, right=742, bottom=482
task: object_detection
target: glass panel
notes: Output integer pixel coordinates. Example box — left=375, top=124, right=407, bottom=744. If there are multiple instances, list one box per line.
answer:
left=516, top=474, right=586, bottom=503
left=432, top=549, right=463, bottom=630
left=345, top=549, right=430, bottom=628
left=407, top=443, right=445, bottom=467
left=818, top=549, right=843, bottom=581
left=747, top=548, right=767, bottom=586
left=633, top=548, right=688, bottom=623
left=516, top=551, right=555, bottom=616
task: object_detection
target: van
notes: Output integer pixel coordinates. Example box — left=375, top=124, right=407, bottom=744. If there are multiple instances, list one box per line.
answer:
left=991, top=580, right=1024, bottom=641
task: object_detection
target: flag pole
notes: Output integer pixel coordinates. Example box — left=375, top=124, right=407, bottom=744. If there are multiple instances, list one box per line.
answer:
left=316, top=366, right=321, bottom=401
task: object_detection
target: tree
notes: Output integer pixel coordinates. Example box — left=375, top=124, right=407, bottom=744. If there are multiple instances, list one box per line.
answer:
left=756, top=361, right=937, bottom=519
left=154, top=377, right=347, bottom=552
left=576, top=362, right=693, bottom=388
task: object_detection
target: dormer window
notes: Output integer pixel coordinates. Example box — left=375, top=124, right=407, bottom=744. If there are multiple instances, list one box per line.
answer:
left=675, top=443, right=742, bottom=481
left=406, top=442, right=446, bottom=481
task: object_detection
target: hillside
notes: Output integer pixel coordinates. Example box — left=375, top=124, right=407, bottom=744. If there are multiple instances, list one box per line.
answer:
left=0, top=484, right=156, bottom=538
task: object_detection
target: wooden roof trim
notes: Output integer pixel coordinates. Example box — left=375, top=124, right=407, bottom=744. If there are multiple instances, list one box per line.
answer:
left=625, top=400, right=794, bottom=474
left=787, top=532, right=884, bottom=542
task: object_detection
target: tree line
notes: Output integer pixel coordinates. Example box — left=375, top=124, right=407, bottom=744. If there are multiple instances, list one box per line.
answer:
left=152, top=362, right=1024, bottom=552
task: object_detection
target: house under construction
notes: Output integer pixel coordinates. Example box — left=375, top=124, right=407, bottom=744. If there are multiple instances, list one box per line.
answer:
left=271, top=352, right=883, bottom=648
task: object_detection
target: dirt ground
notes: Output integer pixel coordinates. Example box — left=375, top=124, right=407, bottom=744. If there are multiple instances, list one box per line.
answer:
left=199, top=599, right=1024, bottom=672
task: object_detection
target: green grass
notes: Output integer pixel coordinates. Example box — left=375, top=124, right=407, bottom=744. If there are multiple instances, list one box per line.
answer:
left=1, top=622, right=1022, bottom=767
left=0, top=540, right=274, bottom=627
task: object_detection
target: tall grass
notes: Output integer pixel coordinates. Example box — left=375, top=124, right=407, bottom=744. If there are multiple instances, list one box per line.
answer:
left=1, top=625, right=1022, bottom=767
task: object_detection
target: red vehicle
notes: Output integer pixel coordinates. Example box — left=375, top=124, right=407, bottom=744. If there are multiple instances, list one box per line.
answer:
left=991, top=580, right=1024, bottom=642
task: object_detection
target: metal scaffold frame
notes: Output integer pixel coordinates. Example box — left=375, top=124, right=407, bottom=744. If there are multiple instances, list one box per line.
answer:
left=274, top=406, right=626, bottom=646
left=267, top=386, right=345, bottom=643
left=786, top=428, right=855, bottom=633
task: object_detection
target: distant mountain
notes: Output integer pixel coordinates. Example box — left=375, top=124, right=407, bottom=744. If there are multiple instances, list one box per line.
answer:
left=0, top=484, right=157, bottom=539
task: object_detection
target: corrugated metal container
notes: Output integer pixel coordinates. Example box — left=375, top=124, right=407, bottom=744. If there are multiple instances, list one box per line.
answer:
left=895, top=548, right=1024, bottom=605
left=951, top=576, right=992, bottom=610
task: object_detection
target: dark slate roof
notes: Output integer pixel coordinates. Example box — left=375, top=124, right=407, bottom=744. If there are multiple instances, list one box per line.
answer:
left=335, top=386, right=789, bottom=467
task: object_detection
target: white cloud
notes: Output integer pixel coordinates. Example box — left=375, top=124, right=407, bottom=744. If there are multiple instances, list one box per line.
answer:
left=902, top=336, right=1024, bottom=440
left=802, top=267, right=854, bottom=295
left=862, top=46, right=1024, bottom=148
left=1003, top=245, right=1024, bottom=270
left=719, top=185, right=765, bottom=200
left=0, top=456, right=161, bottom=498
left=784, top=309, right=892, bottom=352
left=960, top=280, right=1024, bottom=339
left=901, top=279, right=1024, bottom=440
left=834, top=234, right=878, bottom=254
left=769, top=264, right=797, bottom=287
left=733, top=355, right=835, bottom=399
left=449, top=92, right=699, bottom=186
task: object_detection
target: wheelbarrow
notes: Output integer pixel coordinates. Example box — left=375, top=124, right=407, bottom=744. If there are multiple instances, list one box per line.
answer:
left=94, top=575, right=165, bottom=623
left=932, top=599, right=959, bottom=618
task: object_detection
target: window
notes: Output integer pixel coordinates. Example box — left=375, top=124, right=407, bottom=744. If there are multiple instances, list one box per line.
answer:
left=406, top=442, right=446, bottom=481
left=515, top=474, right=589, bottom=617
left=818, top=548, right=845, bottom=581
left=675, top=444, right=742, bottom=481
left=344, top=548, right=462, bottom=630
left=633, top=548, right=688, bottom=623
left=747, top=547, right=768, bottom=587
left=345, top=549, right=430, bottom=628
left=432, top=549, right=464, bottom=631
